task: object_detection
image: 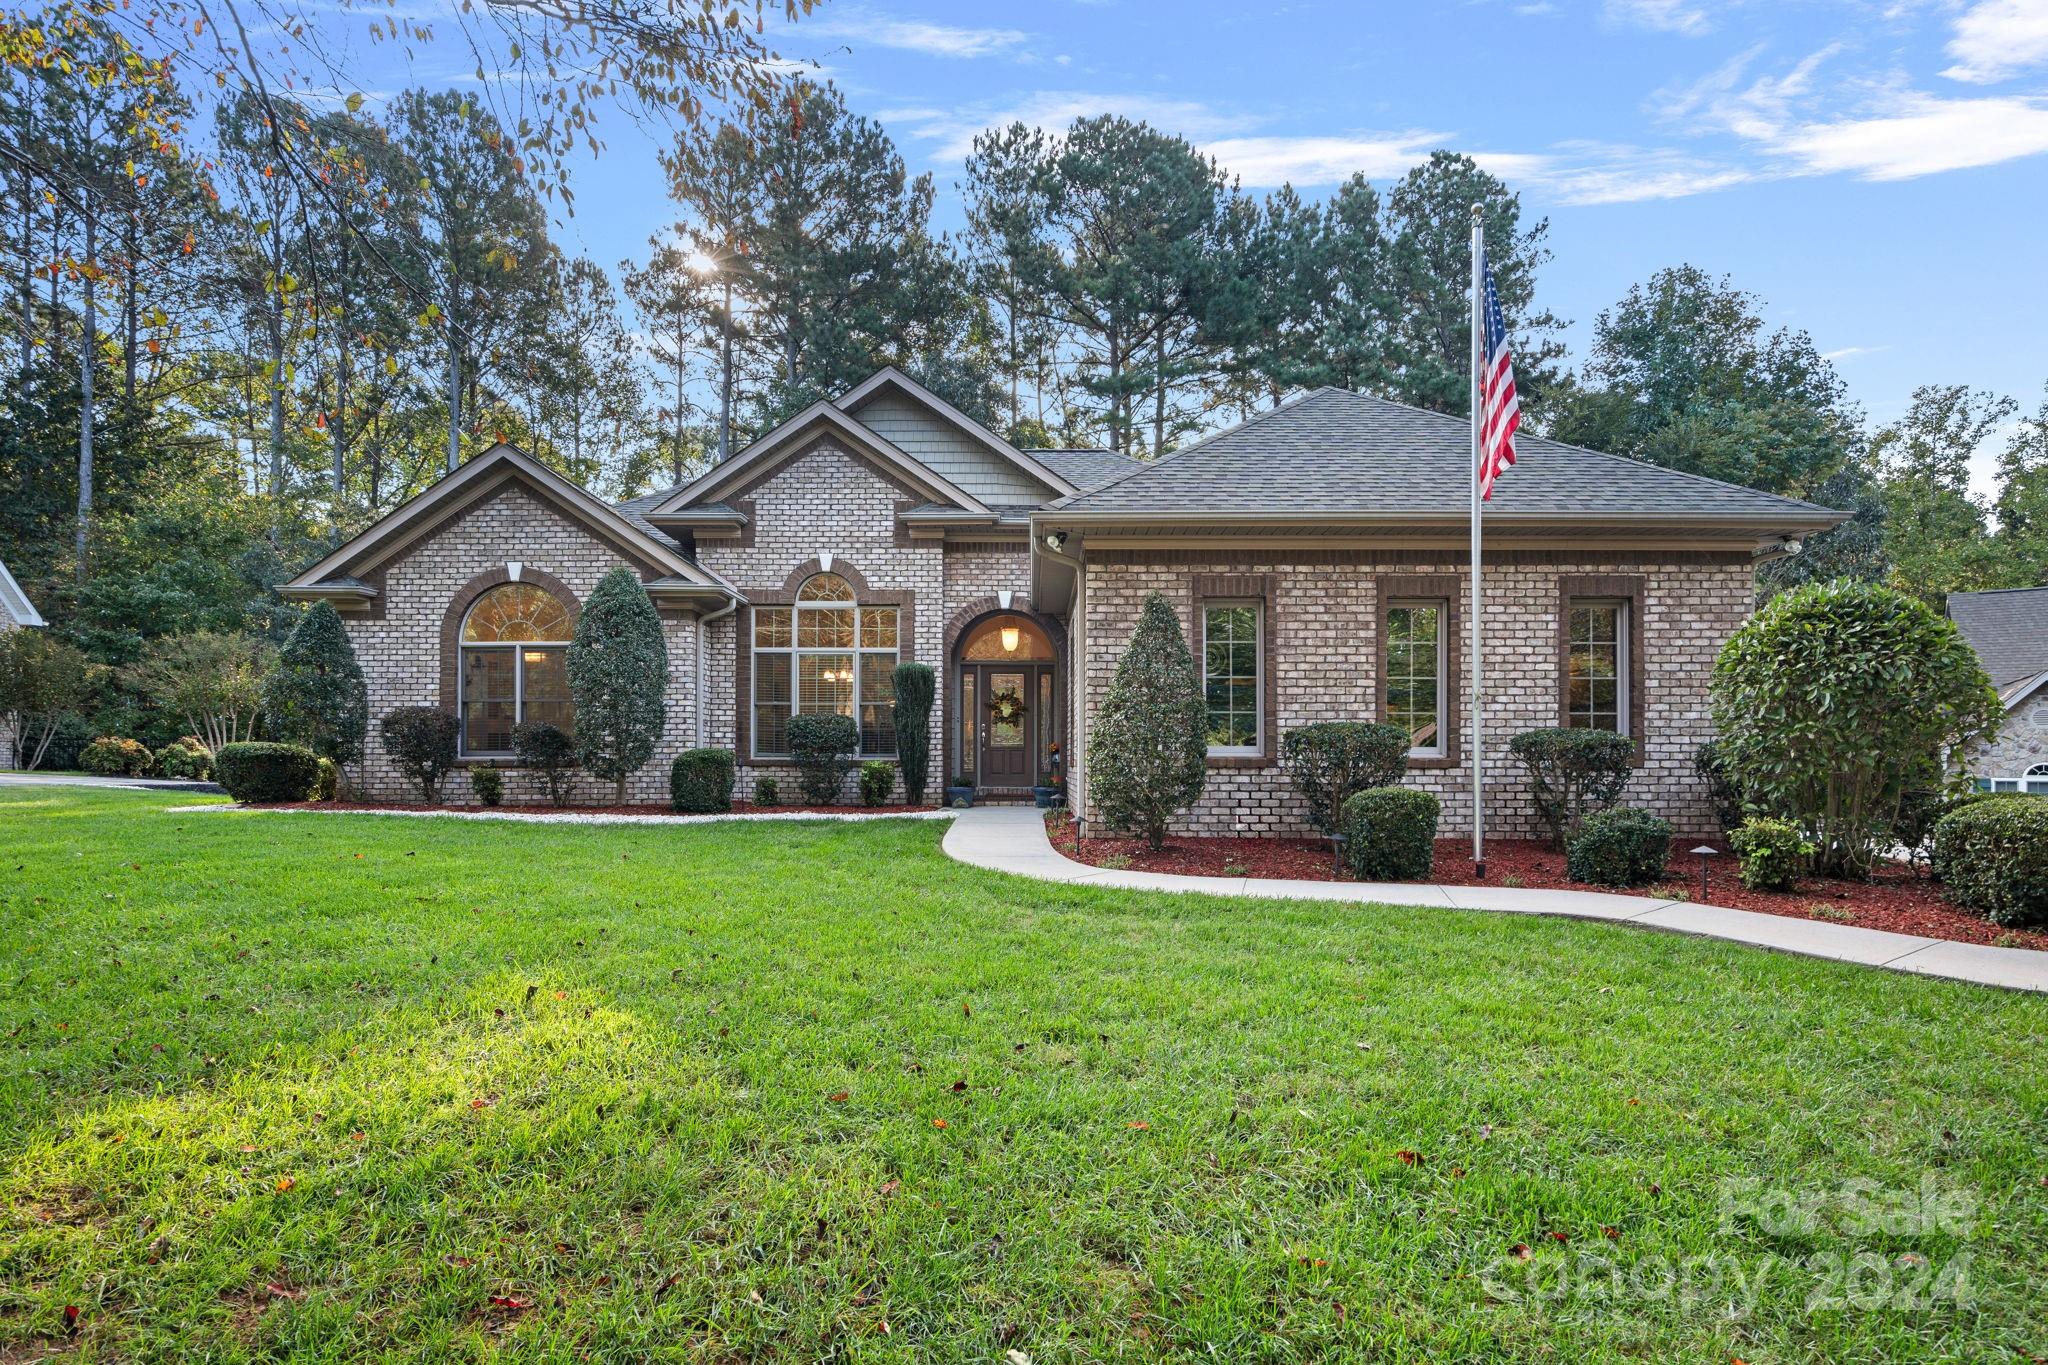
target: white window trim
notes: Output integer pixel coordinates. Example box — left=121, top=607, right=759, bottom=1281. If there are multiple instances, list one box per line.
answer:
left=751, top=581, right=899, bottom=762
left=1388, top=599, right=1448, bottom=760
left=1202, top=600, right=1263, bottom=757
left=1567, top=599, right=1631, bottom=738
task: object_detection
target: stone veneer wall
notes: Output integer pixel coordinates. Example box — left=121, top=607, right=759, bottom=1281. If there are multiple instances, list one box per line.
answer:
left=1075, top=552, right=1756, bottom=839
left=342, top=483, right=701, bottom=805
left=1963, top=692, right=2048, bottom=783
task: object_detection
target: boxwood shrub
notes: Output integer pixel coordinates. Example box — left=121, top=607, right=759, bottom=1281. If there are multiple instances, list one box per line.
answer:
left=858, top=759, right=895, bottom=807
left=1282, top=721, right=1410, bottom=834
left=470, top=766, right=504, bottom=807
left=153, top=735, right=214, bottom=781
left=80, top=735, right=155, bottom=776
left=1931, top=795, right=2048, bottom=928
left=789, top=713, right=859, bottom=804
left=1339, top=785, right=1440, bottom=881
left=215, top=741, right=322, bottom=804
left=380, top=706, right=460, bottom=802
left=1728, top=816, right=1810, bottom=891
left=1509, top=728, right=1636, bottom=850
left=670, top=748, right=735, bottom=814
left=1565, top=807, right=1672, bottom=888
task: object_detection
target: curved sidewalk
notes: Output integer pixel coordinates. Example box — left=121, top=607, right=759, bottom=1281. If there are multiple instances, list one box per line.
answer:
left=942, top=804, right=2048, bottom=994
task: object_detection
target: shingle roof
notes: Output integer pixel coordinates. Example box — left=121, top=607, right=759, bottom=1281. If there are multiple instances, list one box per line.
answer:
left=1051, top=388, right=1845, bottom=525
left=1027, top=447, right=1144, bottom=493
left=1949, top=586, right=2048, bottom=690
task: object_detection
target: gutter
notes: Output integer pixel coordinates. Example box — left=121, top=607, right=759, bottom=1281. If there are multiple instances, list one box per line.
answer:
left=694, top=591, right=741, bottom=749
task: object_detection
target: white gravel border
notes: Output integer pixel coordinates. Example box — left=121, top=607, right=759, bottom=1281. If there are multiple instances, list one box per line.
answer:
left=166, top=802, right=956, bottom=827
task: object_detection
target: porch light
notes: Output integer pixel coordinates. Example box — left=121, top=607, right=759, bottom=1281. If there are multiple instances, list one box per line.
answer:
left=1000, top=625, right=1021, bottom=653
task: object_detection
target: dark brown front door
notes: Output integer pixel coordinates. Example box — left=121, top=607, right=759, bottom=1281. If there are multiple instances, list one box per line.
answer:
left=974, top=664, right=1037, bottom=789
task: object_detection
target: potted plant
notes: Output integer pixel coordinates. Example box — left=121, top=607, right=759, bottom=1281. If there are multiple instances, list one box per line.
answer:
left=1034, top=742, right=1065, bottom=808
left=945, top=774, right=976, bottom=808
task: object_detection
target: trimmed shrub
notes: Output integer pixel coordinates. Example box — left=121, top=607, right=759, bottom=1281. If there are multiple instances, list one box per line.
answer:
left=1566, top=807, right=1672, bottom=888
left=858, top=760, right=895, bottom=807
left=379, top=706, right=459, bottom=803
left=154, top=735, right=214, bottom=780
left=1931, top=797, right=2048, bottom=928
left=789, top=713, right=859, bottom=804
left=1729, top=817, right=1811, bottom=891
left=215, top=741, right=322, bottom=804
left=1283, top=722, right=1410, bottom=834
left=81, top=736, right=155, bottom=776
left=568, top=567, right=668, bottom=804
left=753, top=776, right=780, bottom=807
left=1339, top=785, right=1440, bottom=881
left=892, top=663, right=934, bottom=805
left=470, top=766, right=504, bottom=807
left=1509, top=728, right=1636, bottom=850
left=670, top=748, right=735, bottom=814
left=1086, top=592, right=1208, bottom=849
left=263, top=601, right=368, bottom=766
left=514, top=722, right=578, bottom=807
left=1694, top=739, right=1746, bottom=835
left=313, top=757, right=339, bottom=802
left=1712, top=579, right=2000, bottom=878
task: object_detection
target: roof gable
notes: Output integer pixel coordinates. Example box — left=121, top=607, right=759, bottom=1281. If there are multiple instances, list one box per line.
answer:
left=836, top=367, right=1078, bottom=500
left=0, top=558, right=45, bottom=627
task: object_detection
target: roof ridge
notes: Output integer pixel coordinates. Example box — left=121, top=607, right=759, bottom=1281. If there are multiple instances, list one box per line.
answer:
left=1951, top=584, right=2048, bottom=599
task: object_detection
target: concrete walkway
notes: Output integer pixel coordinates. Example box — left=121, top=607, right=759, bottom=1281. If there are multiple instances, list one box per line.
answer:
left=943, top=805, right=2048, bottom=994
left=0, top=771, right=223, bottom=794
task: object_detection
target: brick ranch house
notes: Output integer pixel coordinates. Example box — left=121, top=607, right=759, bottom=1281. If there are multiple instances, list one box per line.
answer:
left=283, top=366, right=1845, bottom=836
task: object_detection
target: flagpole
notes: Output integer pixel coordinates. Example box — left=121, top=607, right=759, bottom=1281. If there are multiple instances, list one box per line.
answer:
left=1469, top=203, right=1487, bottom=879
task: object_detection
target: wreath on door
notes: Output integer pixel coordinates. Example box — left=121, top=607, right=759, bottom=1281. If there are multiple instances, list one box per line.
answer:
left=987, top=688, right=1026, bottom=725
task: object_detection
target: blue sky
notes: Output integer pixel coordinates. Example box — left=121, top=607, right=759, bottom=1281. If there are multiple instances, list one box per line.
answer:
left=397, top=0, right=2048, bottom=490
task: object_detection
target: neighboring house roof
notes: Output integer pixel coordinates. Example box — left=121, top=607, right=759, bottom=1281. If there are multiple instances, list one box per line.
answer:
left=1047, top=388, right=1848, bottom=530
left=0, top=558, right=45, bottom=628
left=1949, top=585, right=2048, bottom=692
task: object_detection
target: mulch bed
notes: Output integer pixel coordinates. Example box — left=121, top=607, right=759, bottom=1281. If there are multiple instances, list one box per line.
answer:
left=1044, top=813, right=2048, bottom=952
left=246, top=800, right=933, bottom=818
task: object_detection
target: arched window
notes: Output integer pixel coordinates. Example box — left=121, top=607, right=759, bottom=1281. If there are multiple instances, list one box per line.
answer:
left=459, top=583, right=574, bottom=754
left=752, top=571, right=899, bottom=758
left=2028, top=763, right=2048, bottom=795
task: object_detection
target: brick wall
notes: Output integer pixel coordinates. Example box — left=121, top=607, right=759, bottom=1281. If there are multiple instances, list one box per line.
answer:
left=1076, top=552, right=1755, bottom=838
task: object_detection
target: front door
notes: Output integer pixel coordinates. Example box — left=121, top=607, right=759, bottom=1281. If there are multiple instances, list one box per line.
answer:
left=974, top=664, right=1036, bottom=789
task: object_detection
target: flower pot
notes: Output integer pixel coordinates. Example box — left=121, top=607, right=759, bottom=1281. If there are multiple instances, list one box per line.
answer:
left=1033, top=785, right=1062, bottom=808
left=945, top=784, right=976, bottom=809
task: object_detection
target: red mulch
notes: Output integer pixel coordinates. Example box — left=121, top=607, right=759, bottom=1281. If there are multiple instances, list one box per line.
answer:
left=1043, top=813, right=2048, bottom=952
left=251, top=800, right=931, bottom=818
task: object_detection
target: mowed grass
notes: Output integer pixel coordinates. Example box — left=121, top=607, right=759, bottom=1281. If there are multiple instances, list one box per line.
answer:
left=1, top=789, right=2045, bottom=1363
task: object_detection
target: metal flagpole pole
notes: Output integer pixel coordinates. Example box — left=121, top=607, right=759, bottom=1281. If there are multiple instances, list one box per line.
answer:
left=1469, top=204, right=1486, bottom=879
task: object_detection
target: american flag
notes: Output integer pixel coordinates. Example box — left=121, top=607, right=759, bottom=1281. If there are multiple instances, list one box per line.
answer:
left=1477, top=253, right=1520, bottom=500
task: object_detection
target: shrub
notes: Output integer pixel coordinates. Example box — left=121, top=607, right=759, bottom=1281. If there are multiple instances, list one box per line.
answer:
left=788, top=712, right=859, bottom=804
left=0, top=631, right=100, bottom=769
left=1892, top=783, right=1952, bottom=871
left=1339, top=785, right=1440, bottom=880
left=753, top=776, right=780, bottom=807
left=1086, top=592, right=1208, bottom=850
left=1712, top=579, right=2000, bottom=878
left=1509, top=728, right=1636, bottom=850
left=153, top=735, right=214, bottom=780
left=214, top=741, right=322, bottom=804
left=1931, top=797, right=2048, bottom=928
left=470, top=766, right=503, bottom=807
left=1566, top=807, right=1672, bottom=888
left=568, top=567, right=668, bottom=804
left=1282, top=722, right=1410, bottom=834
left=119, top=631, right=270, bottom=754
left=313, top=756, right=340, bottom=802
left=263, top=600, right=368, bottom=766
left=670, top=748, right=735, bottom=814
left=858, top=760, right=895, bottom=807
left=892, top=662, right=934, bottom=805
left=514, top=722, right=578, bottom=806
left=1729, top=817, right=1811, bottom=891
left=80, top=736, right=155, bottom=776
left=1694, top=739, right=1746, bottom=835
left=379, top=706, right=459, bottom=802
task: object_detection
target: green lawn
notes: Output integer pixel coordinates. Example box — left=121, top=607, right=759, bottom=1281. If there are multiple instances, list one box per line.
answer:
left=2, top=789, right=2044, bottom=1362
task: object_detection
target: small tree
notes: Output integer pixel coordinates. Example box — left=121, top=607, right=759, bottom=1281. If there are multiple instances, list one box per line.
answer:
left=788, top=712, right=859, bottom=804
left=263, top=602, right=369, bottom=773
left=1712, top=579, right=2000, bottom=877
left=380, top=706, right=460, bottom=803
left=1283, top=721, right=1410, bottom=834
left=1086, top=592, right=1208, bottom=849
left=121, top=632, right=272, bottom=754
left=514, top=721, right=578, bottom=806
left=892, top=662, right=935, bottom=804
left=1508, top=728, right=1636, bottom=850
left=567, top=568, right=669, bottom=804
left=0, top=632, right=100, bottom=769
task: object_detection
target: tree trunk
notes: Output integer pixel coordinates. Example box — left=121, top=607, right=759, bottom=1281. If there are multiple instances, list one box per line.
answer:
left=16, top=95, right=34, bottom=375
left=266, top=260, right=285, bottom=510
left=718, top=279, right=734, bottom=462
left=74, top=204, right=96, bottom=585
left=672, top=314, right=685, bottom=484
left=445, top=319, right=461, bottom=473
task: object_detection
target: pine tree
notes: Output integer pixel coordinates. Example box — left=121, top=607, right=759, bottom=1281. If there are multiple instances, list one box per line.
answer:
left=567, top=568, right=669, bottom=803
left=1086, top=592, right=1207, bottom=849
left=262, top=600, right=369, bottom=769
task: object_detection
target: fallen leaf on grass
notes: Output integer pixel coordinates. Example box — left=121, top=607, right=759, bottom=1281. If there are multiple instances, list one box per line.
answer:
left=879, top=1179, right=900, bottom=1197
left=827, top=1091, right=850, bottom=1103
left=447, top=1256, right=477, bottom=1268
left=63, top=1305, right=80, bottom=1333
left=489, top=1295, right=531, bottom=1311
left=1510, top=1244, right=1531, bottom=1261
left=931, top=1118, right=948, bottom=1129
left=1127, top=1121, right=1150, bottom=1130
left=274, top=1176, right=296, bottom=1192
left=1395, top=1150, right=1421, bottom=1166
left=265, top=1283, right=305, bottom=1302
left=1601, top=1226, right=1621, bottom=1241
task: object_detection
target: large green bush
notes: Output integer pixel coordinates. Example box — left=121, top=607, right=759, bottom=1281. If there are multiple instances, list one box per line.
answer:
left=1712, top=579, right=1999, bottom=877
left=789, top=713, right=859, bottom=804
left=892, top=663, right=934, bottom=805
left=1694, top=739, right=1746, bottom=835
left=514, top=722, right=578, bottom=806
left=263, top=600, right=369, bottom=768
left=81, top=735, right=155, bottom=776
left=567, top=567, right=668, bottom=804
left=1565, top=807, right=1672, bottom=888
left=1729, top=817, right=1811, bottom=891
left=670, top=748, right=735, bottom=814
left=154, top=735, right=213, bottom=780
left=1931, top=797, right=2048, bottom=928
left=1508, top=727, right=1635, bottom=850
left=1086, top=592, right=1208, bottom=849
left=379, top=706, right=459, bottom=803
left=1339, top=785, right=1439, bottom=881
left=215, top=741, right=322, bottom=804
left=1282, top=721, right=1409, bottom=834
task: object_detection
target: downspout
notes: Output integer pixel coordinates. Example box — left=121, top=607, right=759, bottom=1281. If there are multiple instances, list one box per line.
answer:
left=696, top=591, right=741, bottom=749
left=1037, top=532, right=1087, bottom=814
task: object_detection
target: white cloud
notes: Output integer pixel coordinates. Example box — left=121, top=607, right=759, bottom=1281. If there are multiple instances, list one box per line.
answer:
left=1775, top=89, right=2048, bottom=177
left=890, top=91, right=1258, bottom=159
left=1606, top=0, right=1713, bottom=36
left=1202, top=133, right=1447, bottom=186
left=808, top=8, right=1028, bottom=60
left=1942, top=0, right=2048, bottom=83
left=1821, top=344, right=1891, bottom=362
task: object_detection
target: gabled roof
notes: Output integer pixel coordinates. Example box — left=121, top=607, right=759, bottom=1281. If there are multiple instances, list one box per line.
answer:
left=646, top=399, right=994, bottom=518
left=1950, top=585, right=2048, bottom=691
left=1048, top=388, right=1849, bottom=530
left=284, top=443, right=728, bottom=599
left=835, top=367, right=1080, bottom=498
left=0, top=558, right=45, bottom=627
left=1030, top=447, right=1144, bottom=492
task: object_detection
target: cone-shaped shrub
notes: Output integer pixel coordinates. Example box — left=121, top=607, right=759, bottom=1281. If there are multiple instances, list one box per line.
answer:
left=1087, top=592, right=1207, bottom=849
left=892, top=663, right=934, bottom=805
left=263, top=600, right=369, bottom=769
left=568, top=568, right=669, bottom=804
